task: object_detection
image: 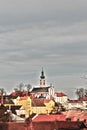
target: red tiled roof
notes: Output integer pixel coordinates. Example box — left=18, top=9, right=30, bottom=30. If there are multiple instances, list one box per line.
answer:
left=11, top=92, right=17, bottom=96
left=20, top=96, right=28, bottom=100
left=32, top=99, right=53, bottom=107
left=69, top=100, right=83, bottom=103
left=33, top=121, right=86, bottom=130
left=33, top=110, right=87, bottom=124
left=56, top=121, right=86, bottom=129
left=32, top=99, right=45, bottom=107
left=10, top=91, right=30, bottom=98
left=72, top=112, right=87, bottom=122
left=33, top=114, right=66, bottom=122
left=63, top=110, right=87, bottom=123
left=55, top=92, right=67, bottom=97
left=44, top=99, right=51, bottom=103
left=80, top=96, right=87, bottom=101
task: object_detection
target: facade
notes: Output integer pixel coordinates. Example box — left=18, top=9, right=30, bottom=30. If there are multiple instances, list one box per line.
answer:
left=80, top=96, right=87, bottom=110
left=15, top=96, right=58, bottom=116
left=68, top=97, right=87, bottom=110
left=68, top=100, right=83, bottom=110
left=54, top=92, right=68, bottom=109
left=31, top=86, right=54, bottom=99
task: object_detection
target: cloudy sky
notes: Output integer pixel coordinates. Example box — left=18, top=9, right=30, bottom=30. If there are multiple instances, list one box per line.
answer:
left=0, top=0, right=87, bottom=98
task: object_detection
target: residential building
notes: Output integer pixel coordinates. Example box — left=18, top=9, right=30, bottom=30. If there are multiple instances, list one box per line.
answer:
left=80, top=96, right=87, bottom=110
left=54, top=92, right=68, bottom=109
left=68, top=97, right=87, bottom=110
left=15, top=96, right=59, bottom=116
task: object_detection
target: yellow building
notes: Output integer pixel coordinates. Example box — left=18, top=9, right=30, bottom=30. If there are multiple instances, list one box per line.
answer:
left=15, top=96, right=57, bottom=116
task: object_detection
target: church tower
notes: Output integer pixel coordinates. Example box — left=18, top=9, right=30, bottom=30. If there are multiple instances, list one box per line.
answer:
left=40, top=68, right=46, bottom=87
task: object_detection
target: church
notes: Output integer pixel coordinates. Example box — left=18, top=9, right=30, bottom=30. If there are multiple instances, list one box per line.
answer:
left=31, top=68, right=54, bottom=99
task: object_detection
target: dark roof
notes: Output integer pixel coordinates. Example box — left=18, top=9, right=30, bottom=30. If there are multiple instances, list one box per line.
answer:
left=6, top=105, right=21, bottom=110
left=32, top=99, right=53, bottom=107
left=32, top=121, right=86, bottom=130
left=32, top=99, right=45, bottom=107
left=31, top=87, right=50, bottom=93
left=0, top=96, right=14, bottom=105
left=0, top=105, right=7, bottom=121
left=10, top=91, right=30, bottom=98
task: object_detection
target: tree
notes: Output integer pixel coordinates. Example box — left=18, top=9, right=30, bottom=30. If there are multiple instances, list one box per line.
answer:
left=76, top=88, right=87, bottom=99
left=85, top=89, right=87, bottom=96
left=18, top=82, right=24, bottom=91
left=14, top=83, right=24, bottom=92
left=0, top=88, right=6, bottom=96
left=25, top=84, right=32, bottom=92
left=14, top=88, right=19, bottom=92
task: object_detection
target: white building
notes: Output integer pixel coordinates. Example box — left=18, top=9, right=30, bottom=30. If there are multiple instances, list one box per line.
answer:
left=31, top=69, right=54, bottom=99
left=68, top=96, right=87, bottom=110
left=68, top=100, right=83, bottom=110
left=54, top=92, right=68, bottom=109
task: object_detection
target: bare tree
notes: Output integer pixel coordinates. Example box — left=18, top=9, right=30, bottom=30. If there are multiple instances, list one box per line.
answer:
left=18, top=82, right=24, bottom=91
left=85, top=89, right=87, bottom=96
left=14, top=88, right=19, bottom=92
left=25, top=84, right=32, bottom=92
left=0, top=88, right=6, bottom=96
left=76, top=88, right=86, bottom=99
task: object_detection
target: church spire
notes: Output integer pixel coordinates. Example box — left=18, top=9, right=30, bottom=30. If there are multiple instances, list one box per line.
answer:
left=40, top=68, right=46, bottom=87
left=40, top=67, right=45, bottom=79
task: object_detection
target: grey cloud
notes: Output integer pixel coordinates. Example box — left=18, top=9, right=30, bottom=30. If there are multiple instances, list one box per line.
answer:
left=0, top=21, right=87, bottom=68
left=0, top=0, right=87, bottom=98
left=0, top=0, right=87, bottom=25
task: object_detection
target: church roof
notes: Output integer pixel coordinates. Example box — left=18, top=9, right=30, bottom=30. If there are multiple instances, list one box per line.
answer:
left=31, top=87, right=50, bottom=93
